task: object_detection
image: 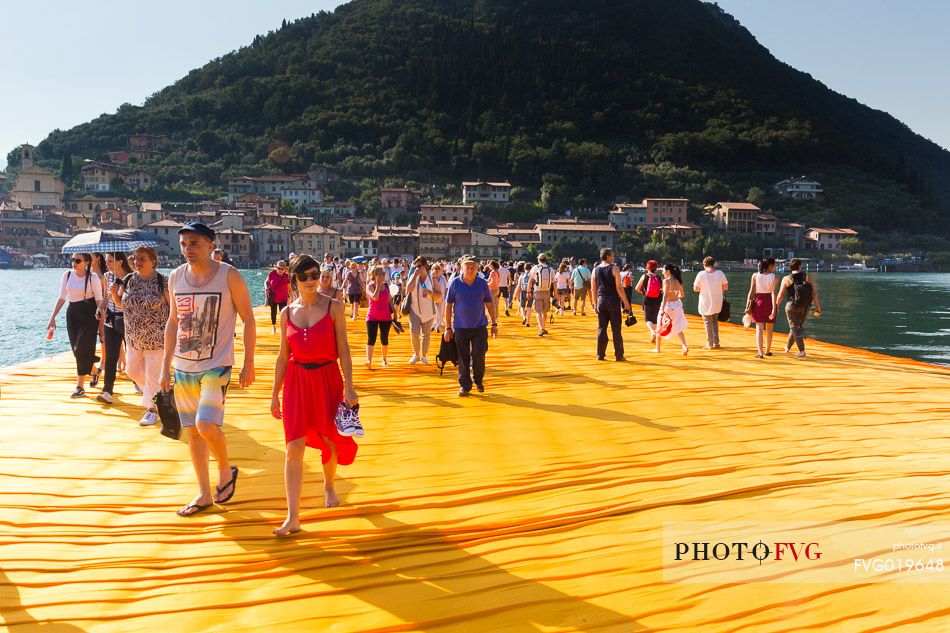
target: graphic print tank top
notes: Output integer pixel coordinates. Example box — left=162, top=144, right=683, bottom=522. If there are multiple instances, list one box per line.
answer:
left=171, top=262, right=237, bottom=372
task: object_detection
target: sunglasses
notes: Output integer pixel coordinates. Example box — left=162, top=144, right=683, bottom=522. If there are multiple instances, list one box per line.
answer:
left=72, top=258, right=84, bottom=264
left=295, top=271, right=320, bottom=282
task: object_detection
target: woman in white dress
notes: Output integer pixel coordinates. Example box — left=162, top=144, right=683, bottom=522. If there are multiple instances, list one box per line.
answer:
left=655, top=264, right=689, bottom=356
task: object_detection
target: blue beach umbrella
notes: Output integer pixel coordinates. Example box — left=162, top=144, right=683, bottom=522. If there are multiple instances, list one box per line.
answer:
left=61, top=229, right=166, bottom=254
left=351, top=255, right=367, bottom=263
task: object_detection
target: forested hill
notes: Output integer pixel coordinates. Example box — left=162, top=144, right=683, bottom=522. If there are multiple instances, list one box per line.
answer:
left=22, top=0, right=950, bottom=234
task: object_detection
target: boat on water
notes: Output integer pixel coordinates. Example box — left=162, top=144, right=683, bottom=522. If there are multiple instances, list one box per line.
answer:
left=30, top=253, right=51, bottom=268
left=0, top=245, right=33, bottom=269
left=835, top=261, right=877, bottom=273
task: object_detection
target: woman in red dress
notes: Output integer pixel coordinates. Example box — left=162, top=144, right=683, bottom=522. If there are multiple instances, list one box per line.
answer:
left=270, top=254, right=359, bottom=536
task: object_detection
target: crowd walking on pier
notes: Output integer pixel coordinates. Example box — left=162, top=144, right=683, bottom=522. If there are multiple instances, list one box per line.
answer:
left=46, top=223, right=825, bottom=532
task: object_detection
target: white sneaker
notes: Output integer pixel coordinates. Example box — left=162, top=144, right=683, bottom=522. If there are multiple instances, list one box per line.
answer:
left=420, top=357, right=429, bottom=365
left=408, top=355, right=420, bottom=364
left=139, top=409, right=159, bottom=426
left=97, top=391, right=113, bottom=404
left=382, top=360, right=390, bottom=367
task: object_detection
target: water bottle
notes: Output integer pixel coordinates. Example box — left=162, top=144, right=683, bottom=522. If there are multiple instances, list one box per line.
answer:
left=47, top=326, right=55, bottom=340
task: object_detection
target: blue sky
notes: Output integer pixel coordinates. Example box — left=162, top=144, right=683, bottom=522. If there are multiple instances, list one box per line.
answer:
left=715, top=0, right=950, bottom=151
left=3, top=0, right=948, bottom=171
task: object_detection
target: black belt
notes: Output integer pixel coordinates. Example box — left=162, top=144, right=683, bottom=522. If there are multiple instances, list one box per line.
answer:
left=294, top=360, right=334, bottom=370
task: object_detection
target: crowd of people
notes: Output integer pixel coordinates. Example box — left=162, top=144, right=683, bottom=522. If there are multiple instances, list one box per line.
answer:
left=47, top=223, right=824, bottom=533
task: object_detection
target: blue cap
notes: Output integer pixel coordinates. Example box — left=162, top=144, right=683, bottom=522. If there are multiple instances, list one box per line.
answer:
left=178, top=222, right=215, bottom=242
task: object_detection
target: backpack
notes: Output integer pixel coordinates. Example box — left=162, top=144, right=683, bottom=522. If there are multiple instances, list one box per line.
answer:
left=790, top=273, right=813, bottom=307
left=435, top=336, right=459, bottom=375
left=123, top=272, right=165, bottom=295
left=535, top=264, right=553, bottom=289
left=645, top=274, right=662, bottom=298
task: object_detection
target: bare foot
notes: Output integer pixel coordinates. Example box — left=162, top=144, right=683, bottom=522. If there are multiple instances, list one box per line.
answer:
left=272, top=516, right=301, bottom=536
left=325, top=486, right=340, bottom=508
left=682, top=346, right=689, bottom=357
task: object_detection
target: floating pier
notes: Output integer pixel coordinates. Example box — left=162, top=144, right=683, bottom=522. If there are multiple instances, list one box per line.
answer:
left=1, top=307, right=948, bottom=631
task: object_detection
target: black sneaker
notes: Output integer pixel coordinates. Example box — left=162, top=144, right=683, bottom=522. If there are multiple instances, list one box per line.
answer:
left=475, top=383, right=484, bottom=393
left=458, top=387, right=471, bottom=397
left=616, top=357, right=628, bottom=362
left=71, top=387, right=85, bottom=399
left=597, top=356, right=605, bottom=361
left=89, top=371, right=100, bottom=388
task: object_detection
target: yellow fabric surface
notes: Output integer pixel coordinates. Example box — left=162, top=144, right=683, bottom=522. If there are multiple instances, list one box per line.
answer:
left=1, top=306, right=949, bottom=632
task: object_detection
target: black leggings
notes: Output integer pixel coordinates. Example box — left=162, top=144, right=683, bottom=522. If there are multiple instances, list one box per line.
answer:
left=366, top=320, right=392, bottom=346
left=270, top=302, right=287, bottom=325
left=103, top=313, right=125, bottom=393
left=66, top=299, right=100, bottom=376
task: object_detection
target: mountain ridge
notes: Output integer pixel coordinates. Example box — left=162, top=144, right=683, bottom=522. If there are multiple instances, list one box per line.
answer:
left=14, top=0, right=950, bottom=236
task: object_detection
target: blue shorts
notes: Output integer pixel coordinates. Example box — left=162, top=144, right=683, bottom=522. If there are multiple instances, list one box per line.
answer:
left=173, top=366, right=232, bottom=427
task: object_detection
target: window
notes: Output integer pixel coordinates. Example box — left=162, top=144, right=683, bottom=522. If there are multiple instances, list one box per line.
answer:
left=34, top=180, right=41, bottom=192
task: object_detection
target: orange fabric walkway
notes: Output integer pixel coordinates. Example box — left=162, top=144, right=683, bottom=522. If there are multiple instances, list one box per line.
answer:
left=1, top=306, right=949, bottom=632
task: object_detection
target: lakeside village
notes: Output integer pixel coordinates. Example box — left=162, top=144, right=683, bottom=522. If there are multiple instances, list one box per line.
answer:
left=0, top=137, right=895, bottom=271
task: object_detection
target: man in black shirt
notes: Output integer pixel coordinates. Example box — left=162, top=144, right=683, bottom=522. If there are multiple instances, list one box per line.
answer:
left=590, top=248, right=632, bottom=361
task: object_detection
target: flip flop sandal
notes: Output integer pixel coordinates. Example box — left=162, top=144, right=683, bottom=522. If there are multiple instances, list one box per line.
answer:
left=215, top=466, right=239, bottom=504
left=177, top=502, right=212, bottom=517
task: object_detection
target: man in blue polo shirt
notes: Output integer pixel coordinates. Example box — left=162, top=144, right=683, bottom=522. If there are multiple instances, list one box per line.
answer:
left=443, top=254, right=498, bottom=396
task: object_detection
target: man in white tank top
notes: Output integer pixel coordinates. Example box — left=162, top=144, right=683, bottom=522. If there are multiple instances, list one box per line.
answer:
left=526, top=253, right=554, bottom=336
left=160, top=222, right=257, bottom=518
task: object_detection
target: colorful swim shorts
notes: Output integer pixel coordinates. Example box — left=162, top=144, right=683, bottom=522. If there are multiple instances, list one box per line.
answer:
left=173, top=366, right=232, bottom=427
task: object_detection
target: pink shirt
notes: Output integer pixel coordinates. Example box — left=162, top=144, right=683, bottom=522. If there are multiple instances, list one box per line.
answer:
left=266, top=270, right=290, bottom=304
left=488, top=269, right=500, bottom=292
left=366, top=282, right=391, bottom=322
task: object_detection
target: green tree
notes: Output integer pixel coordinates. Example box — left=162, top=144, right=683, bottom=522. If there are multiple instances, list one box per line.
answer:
left=616, top=231, right=646, bottom=263
left=60, top=151, right=73, bottom=186
left=746, top=186, right=767, bottom=207
left=838, top=236, right=863, bottom=255
left=550, top=238, right=599, bottom=264
left=540, top=174, right=570, bottom=212
left=279, top=199, right=296, bottom=215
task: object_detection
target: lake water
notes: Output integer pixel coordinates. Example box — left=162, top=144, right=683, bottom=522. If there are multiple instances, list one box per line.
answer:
left=1, top=268, right=949, bottom=368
